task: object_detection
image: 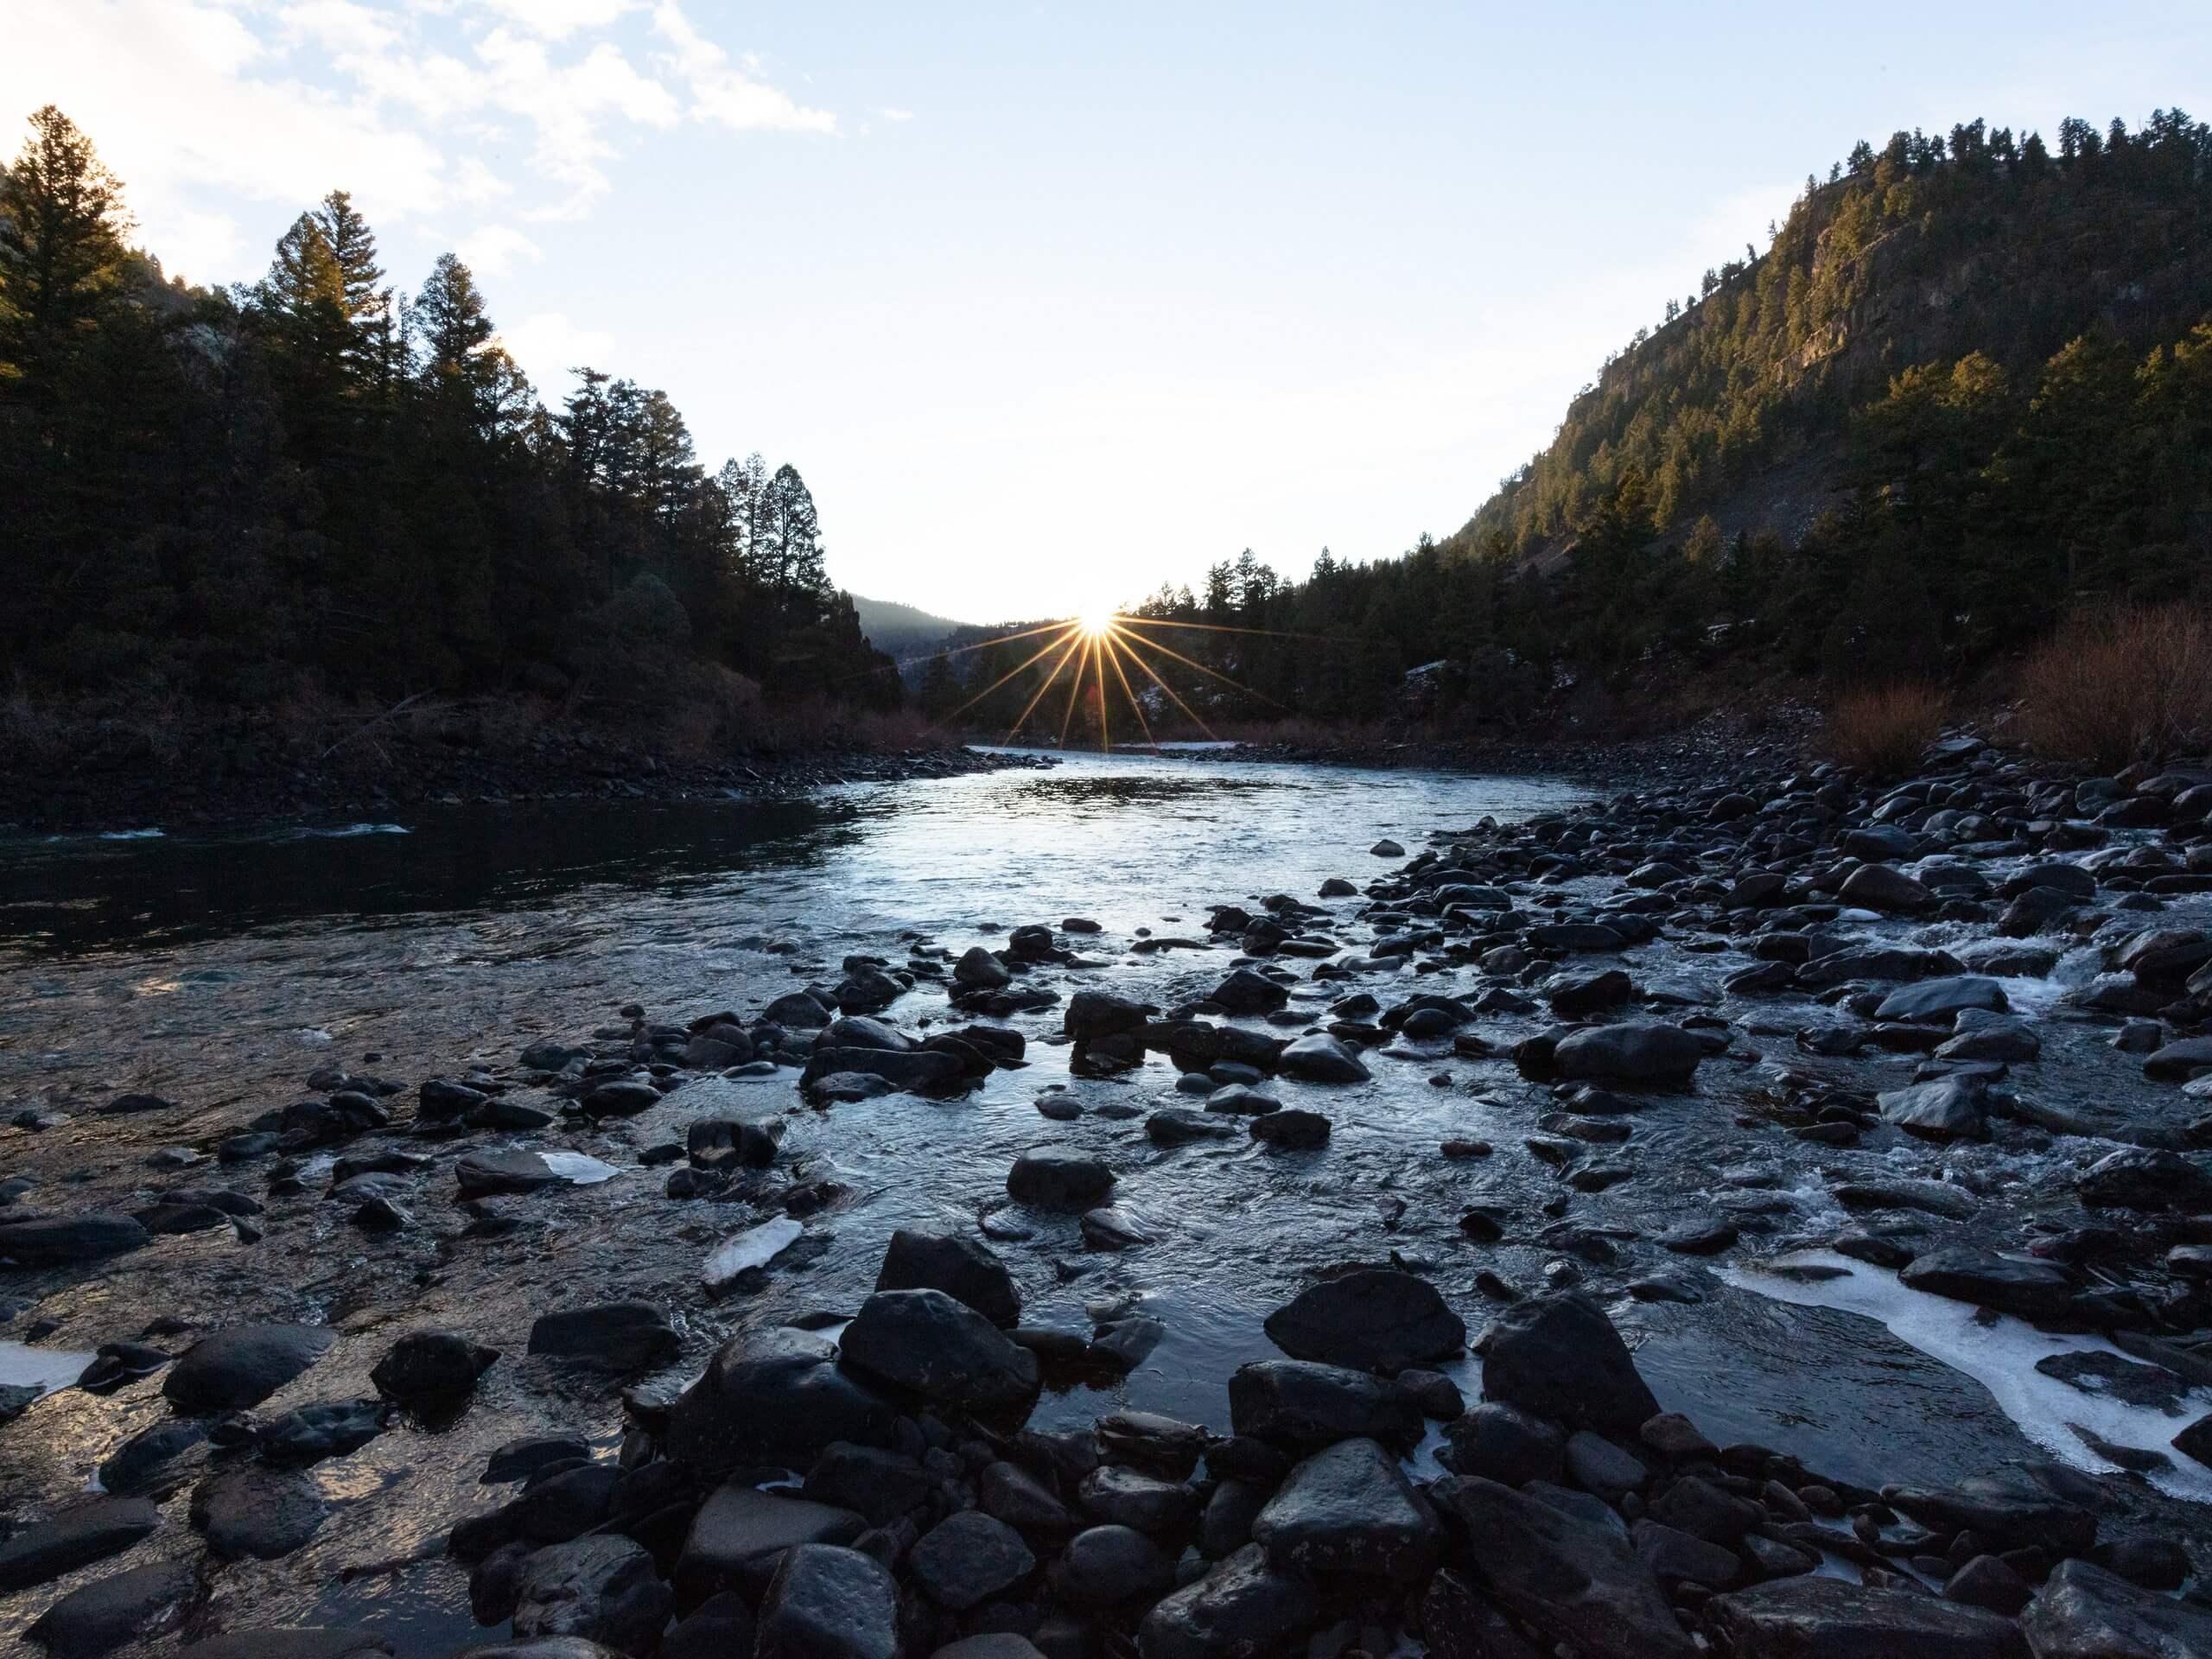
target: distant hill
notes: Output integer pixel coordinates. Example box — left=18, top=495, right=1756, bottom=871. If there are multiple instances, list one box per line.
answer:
left=850, top=594, right=975, bottom=659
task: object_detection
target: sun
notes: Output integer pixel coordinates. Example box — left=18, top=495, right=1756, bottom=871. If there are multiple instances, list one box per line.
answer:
left=1073, top=606, right=1119, bottom=639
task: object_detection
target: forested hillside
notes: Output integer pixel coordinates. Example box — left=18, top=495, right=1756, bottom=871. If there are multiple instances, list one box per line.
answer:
left=0, top=107, right=900, bottom=725
left=936, top=108, right=2212, bottom=740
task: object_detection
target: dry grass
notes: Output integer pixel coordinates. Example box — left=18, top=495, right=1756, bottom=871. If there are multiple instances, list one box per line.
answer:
left=1823, top=681, right=1948, bottom=777
left=2017, top=603, right=2212, bottom=772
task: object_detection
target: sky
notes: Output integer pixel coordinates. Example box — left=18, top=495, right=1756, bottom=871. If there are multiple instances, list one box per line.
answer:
left=8, top=3, right=2209, bottom=623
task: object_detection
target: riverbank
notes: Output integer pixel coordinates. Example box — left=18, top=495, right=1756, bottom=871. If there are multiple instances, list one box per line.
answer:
left=2, top=741, right=2210, bottom=1657
left=0, top=696, right=1049, bottom=836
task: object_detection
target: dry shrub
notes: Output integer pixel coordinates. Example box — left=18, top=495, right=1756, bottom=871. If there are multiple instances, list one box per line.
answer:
left=1823, top=681, right=1948, bottom=777
left=2017, top=603, right=2212, bottom=771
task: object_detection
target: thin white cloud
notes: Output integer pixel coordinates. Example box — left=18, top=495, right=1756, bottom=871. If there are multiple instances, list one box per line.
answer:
left=458, top=224, right=542, bottom=277
left=473, top=0, right=637, bottom=41
left=880, top=107, right=914, bottom=123
left=651, top=3, right=836, bottom=135
left=497, top=310, right=614, bottom=395
left=0, top=0, right=840, bottom=283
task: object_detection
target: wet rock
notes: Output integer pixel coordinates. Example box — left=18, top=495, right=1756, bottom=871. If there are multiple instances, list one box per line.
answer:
left=932, top=1640, right=1045, bottom=1659
left=1442, top=1402, right=1565, bottom=1485
left=191, top=1465, right=327, bottom=1560
left=1135, top=1542, right=1319, bottom=1659
left=1148, top=1107, right=1238, bottom=1145
left=1564, top=1431, right=1648, bottom=1502
left=1875, top=976, right=2007, bottom=1023
left=1944, top=1554, right=2032, bottom=1616
left=753, top=1543, right=899, bottom=1659
left=1274, top=1033, right=1370, bottom=1083
left=1478, top=1293, right=1657, bottom=1435
left=455, top=1150, right=571, bottom=1198
left=910, top=1510, right=1036, bottom=1610
left=0, top=1498, right=160, bottom=1592
left=875, top=1229, right=1022, bottom=1326
left=1840, top=863, right=1940, bottom=915
left=2075, top=1147, right=2212, bottom=1211
left=839, top=1288, right=1041, bottom=1412
left=1056, top=1524, right=1175, bottom=1610
left=2176, top=1410, right=2212, bottom=1470
left=485, top=1436, right=594, bottom=1484
left=1262, top=1269, right=1465, bottom=1374
left=0, top=1214, right=151, bottom=1268
left=802, top=1443, right=930, bottom=1529
left=97, top=1421, right=207, bottom=1494
left=164, top=1323, right=335, bottom=1414
left=1879, top=1072, right=1992, bottom=1140
left=1006, top=1150, right=1115, bottom=1210
left=1630, top=1518, right=1738, bottom=1587
left=1248, top=1108, right=1330, bottom=1148
left=1545, top=969, right=1636, bottom=1015
left=23, top=1557, right=197, bottom=1657
left=526, top=1303, right=677, bottom=1374
left=511, top=1535, right=672, bottom=1654
left=677, top=1487, right=867, bottom=1604
left=370, top=1330, right=499, bottom=1406
left=2145, top=1035, right=2212, bottom=1080
left=1882, top=1470, right=2096, bottom=1554
left=670, top=1326, right=898, bottom=1474
left=257, top=1400, right=388, bottom=1466
left=1210, top=969, right=1290, bottom=1014
left=1077, top=1465, right=1197, bottom=1531
left=956, top=946, right=1012, bottom=990
left=2022, top=1556, right=2212, bottom=1655
left=1419, top=1568, right=1545, bottom=1659
left=1250, top=1435, right=1441, bottom=1580
left=1936, top=1013, right=2042, bottom=1064
left=1065, top=989, right=1154, bottom=1039
left=1080, top=1205, right=1153, bottom=1249
left=1710, top=1574, right=2028, bottom=1657
left=1893, top=1247, right=2061, bottom=1327
left=1431, top=1476, right=1693, bottom=1659
left=1553, top=1023, right=1703, bottom=1084
left=658, top=1593, right=754, bottom=1659
left=1229, top=1359, right=1421, bottom=1451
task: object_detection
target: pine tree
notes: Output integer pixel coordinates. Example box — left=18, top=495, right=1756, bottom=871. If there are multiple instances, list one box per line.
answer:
left=0, top=105, right=130, bottom=384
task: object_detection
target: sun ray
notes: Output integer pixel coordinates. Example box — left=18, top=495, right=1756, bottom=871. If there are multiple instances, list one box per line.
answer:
left=1114, top=630, right=1218, bottom=740
left=901, top=620, right=1079, bottom=667
left=1116, top=614, right=1343, bottom=644
left=1001, top=628, right=1087, bottom=741
left=1100, top=632, right=1158, bottom=750
left=1058, top=632, right=1093, bottom=745
left=942, top=624, right=1078, bottom=723
left=1096, top=634, right=1113, bottom=753
left=1114, top=626, right=1288, bottom=709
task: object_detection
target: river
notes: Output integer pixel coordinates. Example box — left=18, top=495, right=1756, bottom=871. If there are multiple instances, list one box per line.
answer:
left=0, top=748, right=2203, bottom=1654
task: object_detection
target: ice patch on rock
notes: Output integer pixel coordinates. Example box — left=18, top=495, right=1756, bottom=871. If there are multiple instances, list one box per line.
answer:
left=538, top=1151, right=618, bottom=1185
left=1724, top=1249, right=2212, bottom=1503
left=0, top=1340, right=96, bottom=1395
left=703, top=1216, right=803, bottom=1289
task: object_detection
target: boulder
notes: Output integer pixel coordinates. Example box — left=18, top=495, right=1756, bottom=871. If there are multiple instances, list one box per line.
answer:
left=0, top=1214, right=150, bottom=1268
left=1227, top=1359, right=1422, bottom=1451
left=908, top=1510, right=1035, bottom=1610
left=371, top=1331, right=499, bottom=1406
left=1006, top=1150, right=1115, bottom=1210
left=2076, top=1148, right=2212, bottom=1211
left=1056, top=1524, right=1176, bottom=1611
left=1430, top=1476, right=1693, bottom=1659
left=164, top=1324, right=336, bottom=1414
left=1210, top=969, right=1290, bottom=1014
left=1262, top=1270, right=1465, bottom=1374
left=1065, top=990, right=1154, bottom=1039
left=23, top=1557, right=198, bottom=1657
left=1899, top=1249, right=2072, bottom=1319
left=1840, top=863, right=1940, bottom=915
left=191, top=1466, right=328, bottom=1560
left=1552, top=1023, right=1703, bottom=1084
left=1249, top=1436, right=1441, bottom=1580
left=753, top=1544, right=899, bottom=1659
left=1879, top=1077, right=1989, bottom=1141
left=512, top=1535, right=673, bottom=1653
left=677, top=1487, right=866, bottom=1604
left=668, top=1326, right=898, bottom=1476
left=1708, top=1574, right=2029, bottom=1658
left=525, top=1304, right=677, bottom=1373
left=838, top=1289, right=1041, bottom=1412
left=1274, top=1033, right=1370, bottom=1083
left=874, top=1229, right=1022, bottom=1326
left=0, top=1498, right=159, bottom=1593
left=1478, top=1294, right=1658, bottom=1435
left=2022, top=1557, right=2212, bottom=1657
left=1135, top=1543, right=1319, bottom=1659
left=1875, top=976, right=2007, bottom=1024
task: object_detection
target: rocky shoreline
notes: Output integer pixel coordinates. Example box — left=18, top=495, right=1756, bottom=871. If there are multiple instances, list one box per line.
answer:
left=3, top=731, right=2212, bottom=1657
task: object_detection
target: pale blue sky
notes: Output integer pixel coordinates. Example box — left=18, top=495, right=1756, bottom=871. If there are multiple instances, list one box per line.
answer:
left=10, top=3, right=2209, bottom=620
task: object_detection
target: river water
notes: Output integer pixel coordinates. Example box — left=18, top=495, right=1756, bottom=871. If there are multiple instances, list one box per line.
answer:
left=0, top=749, right=2203, bottom=1653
